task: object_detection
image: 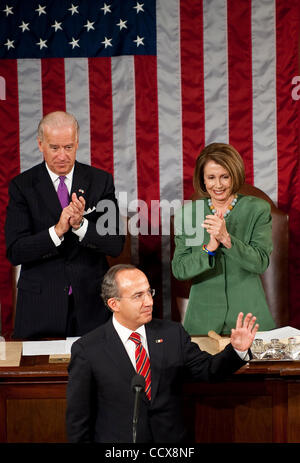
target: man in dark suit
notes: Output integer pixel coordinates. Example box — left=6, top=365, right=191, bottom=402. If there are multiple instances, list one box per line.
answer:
left=5, top=111, right=124, bottom=339
left=66, top=264, right=258, bottom=443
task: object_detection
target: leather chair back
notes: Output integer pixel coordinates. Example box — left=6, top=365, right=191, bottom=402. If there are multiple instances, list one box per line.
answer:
left=106, top=216, right=132, bottom=267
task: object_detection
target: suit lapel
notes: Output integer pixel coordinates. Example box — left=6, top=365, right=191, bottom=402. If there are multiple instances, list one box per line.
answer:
left=70, top=161, right=90, bottom=204
left=35, top=162, right=89, bottom=219
left=35, top=162, right=62, bottom=220
left=103, top=320, right=136, bottom=383
left=146, top=322, right=164, bottom=404
left=102, top=320, right=164, bottom=405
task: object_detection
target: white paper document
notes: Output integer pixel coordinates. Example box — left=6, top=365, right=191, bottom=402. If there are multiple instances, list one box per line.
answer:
left=22, top=337, right=80, bottom=356
left=0, top=339, right=5, bottom=360
left=255, top=326, right=300, bottom=342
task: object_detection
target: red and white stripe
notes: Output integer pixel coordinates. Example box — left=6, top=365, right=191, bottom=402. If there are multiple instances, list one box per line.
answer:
left=0, top=0, right=299, bottom=334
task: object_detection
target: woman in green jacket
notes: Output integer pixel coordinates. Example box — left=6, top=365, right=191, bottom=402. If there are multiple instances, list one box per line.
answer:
left=172, top=142, right=275, bottom=335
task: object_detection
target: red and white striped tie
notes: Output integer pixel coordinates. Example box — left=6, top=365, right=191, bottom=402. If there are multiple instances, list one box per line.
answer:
left=129, top=332, right=151, bottom=401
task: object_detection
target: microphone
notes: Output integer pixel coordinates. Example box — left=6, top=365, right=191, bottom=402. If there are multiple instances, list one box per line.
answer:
left=131, top=374, right=145, bottom=444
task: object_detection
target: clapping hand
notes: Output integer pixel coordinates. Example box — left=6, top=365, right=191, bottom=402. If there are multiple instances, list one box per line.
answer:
left=230, top=312, right=259, bottom=351
left=54, top=193, right=86, bottom=237
left=202, top=211, right=231, bottom=248
left=69, top=192, right=86, bottom=229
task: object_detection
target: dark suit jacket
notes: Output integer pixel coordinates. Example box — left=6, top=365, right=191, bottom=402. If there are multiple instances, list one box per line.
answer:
left=5, top=161, right=124, bottom=339
left=66, top=318, right=247, bottom=443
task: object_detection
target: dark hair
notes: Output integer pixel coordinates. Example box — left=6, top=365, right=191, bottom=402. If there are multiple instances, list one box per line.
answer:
left=101, top=264, right=137, bottom=307
left=193, top=142, right=245, bottom=197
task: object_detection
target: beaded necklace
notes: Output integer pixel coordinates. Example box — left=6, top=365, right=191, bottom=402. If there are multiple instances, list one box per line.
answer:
left=208, top=194, right=238, bottom=218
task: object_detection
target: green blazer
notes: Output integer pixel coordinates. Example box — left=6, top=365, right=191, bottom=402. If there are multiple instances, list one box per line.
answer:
left=172, top=194, right=276, bottom=335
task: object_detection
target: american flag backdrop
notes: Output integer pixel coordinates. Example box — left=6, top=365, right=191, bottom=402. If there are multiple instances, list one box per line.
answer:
left=0, top=0, right=299, bottom=336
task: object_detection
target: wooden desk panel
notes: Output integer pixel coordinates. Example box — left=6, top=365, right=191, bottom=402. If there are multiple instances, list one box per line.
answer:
left=0, top=355, right=68, bottom=443
left=184, top=380, right=279, bottom=443
left=6, top=392, right=67, bottom=442
left=183, top=361, right=300, bottom=443
left=288, top=383, right=300, bottom=442
left=1, top=352, right=300, bottom=443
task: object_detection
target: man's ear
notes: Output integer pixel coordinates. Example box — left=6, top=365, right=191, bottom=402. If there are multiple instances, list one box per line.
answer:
left=37, top=137, right=43, bottom=153
left=107, top=297, right=119, bottom=313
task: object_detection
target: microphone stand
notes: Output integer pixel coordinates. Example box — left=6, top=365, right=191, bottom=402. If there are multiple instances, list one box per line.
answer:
left=132, top=385, right=143, bottom=444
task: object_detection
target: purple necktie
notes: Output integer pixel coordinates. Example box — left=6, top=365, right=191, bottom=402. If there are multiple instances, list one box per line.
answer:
left=57, top=176, right=72, bottom=295
left=57, top=176, right=69, bottom=208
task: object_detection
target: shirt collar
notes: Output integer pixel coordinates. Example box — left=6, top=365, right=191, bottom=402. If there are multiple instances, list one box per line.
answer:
left=45, top=163, right=74, bottom=184
left=112, top=315, right=146, bottom=344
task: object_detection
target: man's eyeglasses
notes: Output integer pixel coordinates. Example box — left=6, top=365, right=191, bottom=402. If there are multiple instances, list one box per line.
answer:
left=115, top=288, right=155, bottom=302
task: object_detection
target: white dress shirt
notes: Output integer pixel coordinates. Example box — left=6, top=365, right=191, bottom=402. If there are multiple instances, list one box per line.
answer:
left=112, top=315, right=150, bottom=370
left=45, top=163, right=88, bottom=245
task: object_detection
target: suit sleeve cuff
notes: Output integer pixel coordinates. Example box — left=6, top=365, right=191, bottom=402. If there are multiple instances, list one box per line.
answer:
left=49, top=226, right=64, bottom=247
left=234, top=348, right=250, bottom=361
